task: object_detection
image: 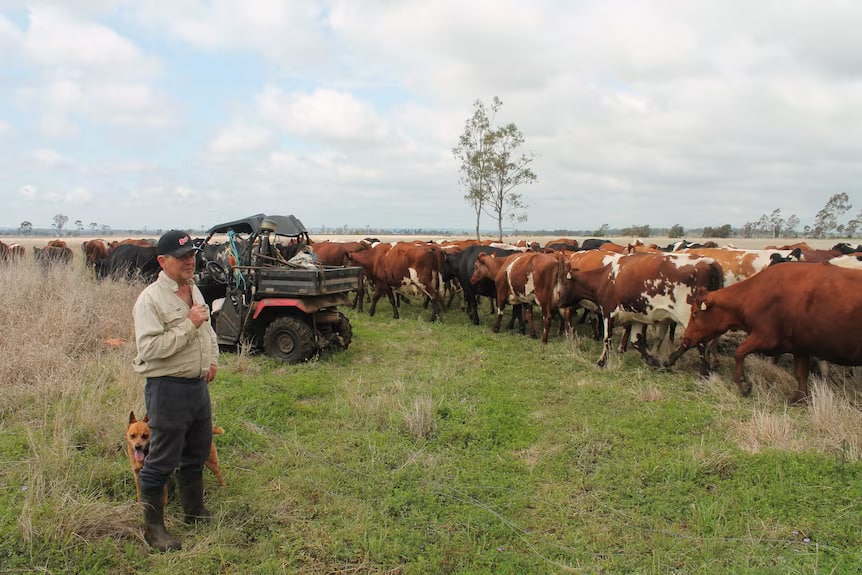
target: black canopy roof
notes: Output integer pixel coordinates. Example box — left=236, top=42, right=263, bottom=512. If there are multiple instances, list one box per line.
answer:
left=206, top=214, right=309, bottom=237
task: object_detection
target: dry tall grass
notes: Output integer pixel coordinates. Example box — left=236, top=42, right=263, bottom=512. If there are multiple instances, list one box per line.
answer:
left=728, top=357, right=862, bottom=459
left=0, top=258, right=146, bottom=544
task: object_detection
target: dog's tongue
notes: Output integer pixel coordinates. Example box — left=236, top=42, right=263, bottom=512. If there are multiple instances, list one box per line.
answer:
left=135, top=451, right=145, bottom=462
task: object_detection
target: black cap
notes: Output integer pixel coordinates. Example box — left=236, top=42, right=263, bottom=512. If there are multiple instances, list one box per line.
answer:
left=157, top=230, right=196, bottom=257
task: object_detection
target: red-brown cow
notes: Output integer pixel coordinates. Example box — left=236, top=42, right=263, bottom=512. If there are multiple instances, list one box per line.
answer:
left=311, top=240, right=371, bottom=310
left=470, top=251, right=569, bottom=343
left=311, top=240, right=370, bottom=266
left=674, top=263, right=862, bottom=403
left=564, top=252, right=723, bottom=369
left=346, top=242, right=444, bottom=321
left=81, top=239, right=111, bottom=267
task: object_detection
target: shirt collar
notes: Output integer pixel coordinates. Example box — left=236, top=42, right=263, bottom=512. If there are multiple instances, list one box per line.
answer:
left=158, top=270, right=193, bottom=292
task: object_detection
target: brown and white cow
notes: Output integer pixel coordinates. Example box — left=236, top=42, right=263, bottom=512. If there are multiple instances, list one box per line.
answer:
left=564, top=252, right=723, bottom=368
left=683, top=248, right=794, bottom=286
left=674, top=263, right=862, bottom=402
left=346, top=242, right=444, bottom=321
left=470, top=251, right=570, bottom=343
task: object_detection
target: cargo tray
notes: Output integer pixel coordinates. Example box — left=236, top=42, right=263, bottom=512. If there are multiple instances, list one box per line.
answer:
left=256, top=265, right=361, bottom=297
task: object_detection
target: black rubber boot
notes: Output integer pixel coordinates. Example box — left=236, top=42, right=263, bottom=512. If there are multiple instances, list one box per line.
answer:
left=177, top=469, right=213, bottom=523
left=141, top=486, right=181, bottom=552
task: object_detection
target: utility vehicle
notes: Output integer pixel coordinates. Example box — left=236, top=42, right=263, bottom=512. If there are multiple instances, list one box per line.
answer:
left=197, top=214, right=360, bottom=363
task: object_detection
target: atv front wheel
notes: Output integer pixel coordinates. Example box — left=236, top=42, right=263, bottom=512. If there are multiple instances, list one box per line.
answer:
left=263, top=316, right=315, bottom=363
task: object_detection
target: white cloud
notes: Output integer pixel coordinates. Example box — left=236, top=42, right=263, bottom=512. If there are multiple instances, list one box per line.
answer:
left=257, top=86, right=390, bottom=142
left=8, top=6, right=173, bottom=135
left=210, top=123, right=271, bottom=154
left=0, top=13, right=22, bottom=62
left=18, top=184, right=37, bottom=198
left=131, top=0, right=330, bottom=72
left=45, top=186, right=94, bottom=204
left=3, top=1, right=862, bottom=231
left=30, top=148, right=76, bottom=167
left=24, top=6, right=155, bottom=75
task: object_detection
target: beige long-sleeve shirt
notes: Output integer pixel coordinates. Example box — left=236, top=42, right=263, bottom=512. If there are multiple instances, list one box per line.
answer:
left=133, top=271, right=219, bottom=379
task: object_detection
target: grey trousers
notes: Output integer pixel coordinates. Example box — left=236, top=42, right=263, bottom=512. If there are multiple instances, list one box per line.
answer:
left=138, top=376, right=212, bottom=492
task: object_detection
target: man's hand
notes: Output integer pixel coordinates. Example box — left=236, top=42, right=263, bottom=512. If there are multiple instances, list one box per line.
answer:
left=205, top=363, right=217, bottom=383
left=189, top=304, right=210, bottom=328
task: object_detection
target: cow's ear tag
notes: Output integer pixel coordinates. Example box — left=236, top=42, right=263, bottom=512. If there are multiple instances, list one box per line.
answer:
left=700, top=301, right=707, bottom=311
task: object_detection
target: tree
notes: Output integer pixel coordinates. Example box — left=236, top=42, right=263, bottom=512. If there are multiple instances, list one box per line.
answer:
left=592, top=224, right=609, bottom=237
left=483, top=121, right=536, bottom=240
left=52, top=213, right=69, bottom=236
left=623, top=224, right=651, bottom=237
left=89, top=222, right=99, bottom=233
left=453, top=97, right=501, bottom=240
left=812, top=193, right=851, bottom=238
left=19, top=221, right=32, bottom=235
left=668, top=224, right=684, bottom=238
left=767, top=208, right=785, bottom=238
left=784, top=214, right=800, bottom=238
left=74, top=220, right=84, bottom=235
left=846, top=210, right=862, bottom=238
left=703, top=224, right=732, bottom=238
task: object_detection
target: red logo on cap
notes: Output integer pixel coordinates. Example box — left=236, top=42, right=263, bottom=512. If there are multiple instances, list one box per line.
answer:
left=179, top=236, right=189, bottom=245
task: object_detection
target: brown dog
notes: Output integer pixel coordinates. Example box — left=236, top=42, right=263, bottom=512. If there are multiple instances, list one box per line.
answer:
left=127, top=412, right=226, bottom=504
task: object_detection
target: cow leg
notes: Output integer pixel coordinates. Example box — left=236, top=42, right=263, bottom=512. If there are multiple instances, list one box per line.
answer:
left=663, top=343, right=690, bottom=368
left=560, top=308, right=571, bottom=336
left=429, top=293, right=442, bottom=322
left=465, top=291, right=481, bottom=325
left=734, top=335, right=778, bottom=396
left=632, top=327, right=662, bottom=368
left=696, top=343, right=711, bottom=377
left=388, top=291, right=400, bottom=319
left=452, top=280, right=464, bottom=310
left=542, top=307, right=552, bottom=344
left=524, top=305, right=537, bottom=339
left=369, top=287, right=384, bottom=317
left=618, top=324, right=633, bottom=353
left=493, top=308, right=504, bottom=333
left=591, top=311, right=602, bottom=341
left=597, top=316, right=613, bottom=367
left=791, top=354, right=811, bottom=404
left=352, top=272, right=366, bottom=312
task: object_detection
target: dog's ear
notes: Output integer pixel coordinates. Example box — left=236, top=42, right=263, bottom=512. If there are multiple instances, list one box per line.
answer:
left=143, top=415, right=150, bottom=423
left=129, top=411, right=137, bottom=424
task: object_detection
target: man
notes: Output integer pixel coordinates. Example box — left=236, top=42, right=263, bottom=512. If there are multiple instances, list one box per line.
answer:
left=132, top=229, right=219, bottom=551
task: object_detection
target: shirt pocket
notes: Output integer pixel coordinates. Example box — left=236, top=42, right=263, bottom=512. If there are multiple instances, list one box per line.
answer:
left=159, top=306, right=188, bottom=329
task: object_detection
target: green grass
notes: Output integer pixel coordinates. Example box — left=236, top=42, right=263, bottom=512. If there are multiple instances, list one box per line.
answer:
left=3, top=270, right=862, bottom=573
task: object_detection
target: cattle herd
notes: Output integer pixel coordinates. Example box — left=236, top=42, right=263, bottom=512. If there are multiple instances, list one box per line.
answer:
left=4, top=235, right=862, bottom=403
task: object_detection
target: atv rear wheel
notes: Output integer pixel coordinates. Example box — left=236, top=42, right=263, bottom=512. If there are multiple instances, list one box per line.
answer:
left=263, top=316, right=315, bottom=363
left=333, top=312, right=353, bottom=349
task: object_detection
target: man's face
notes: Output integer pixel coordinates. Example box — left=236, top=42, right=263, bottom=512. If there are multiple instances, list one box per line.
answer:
left=158, top=251, right=196, bottom=283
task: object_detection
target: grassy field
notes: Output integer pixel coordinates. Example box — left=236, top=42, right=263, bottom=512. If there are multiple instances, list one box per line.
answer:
left=2, top=255, right=862, bottom=574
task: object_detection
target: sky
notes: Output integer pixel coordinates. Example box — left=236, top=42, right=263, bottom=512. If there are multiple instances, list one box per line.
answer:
left=1, top=1, right=861, bottom=233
